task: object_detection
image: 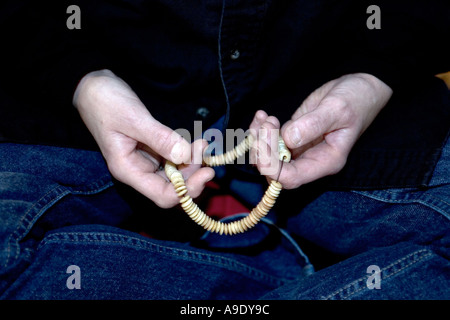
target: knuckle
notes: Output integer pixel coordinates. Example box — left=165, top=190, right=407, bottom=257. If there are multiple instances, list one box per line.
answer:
left=323, top=96, right=347, bottom=114
left=303, top=115, right=324, bottom=137
left=323, top=96, right=356, bottom=126
left=154, top=130, right=175, bottom=152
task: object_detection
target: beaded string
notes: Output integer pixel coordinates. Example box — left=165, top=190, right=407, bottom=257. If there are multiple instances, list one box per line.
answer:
left=164, top=134, right=291, bottom=235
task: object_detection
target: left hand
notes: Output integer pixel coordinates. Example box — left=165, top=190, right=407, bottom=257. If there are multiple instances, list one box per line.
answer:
left=250, top=73, right=392, bottom=189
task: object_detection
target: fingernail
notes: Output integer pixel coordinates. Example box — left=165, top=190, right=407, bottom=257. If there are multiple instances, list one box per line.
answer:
left=288, top=126, right=302, bottom=147
left=171, top=142, right=187, bottom=163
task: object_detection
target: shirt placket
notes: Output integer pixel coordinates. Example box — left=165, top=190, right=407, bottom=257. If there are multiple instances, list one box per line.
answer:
left=217, top=0, right=268, bottom=130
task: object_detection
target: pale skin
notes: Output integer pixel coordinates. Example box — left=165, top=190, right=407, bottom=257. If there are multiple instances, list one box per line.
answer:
left=73, top=69, right=392, bottom=208
left=250, top=73, right=393, bottom=189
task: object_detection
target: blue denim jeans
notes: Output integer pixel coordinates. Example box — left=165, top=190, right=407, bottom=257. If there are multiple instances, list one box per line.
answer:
left=0, top=140, right=449, bottom=300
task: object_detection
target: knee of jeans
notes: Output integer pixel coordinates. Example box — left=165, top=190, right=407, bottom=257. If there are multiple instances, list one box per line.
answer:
left=349, top=188, right=450, bottom=246
left=285, top=188, right=450, bottom=255
left=353, top=183, right=450, bottom=221
left=0, top=143, right=111, bottom=187
left=0, top=170, right=118, bottom=272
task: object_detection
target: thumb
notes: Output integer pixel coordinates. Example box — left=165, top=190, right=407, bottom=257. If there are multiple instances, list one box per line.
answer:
left=133, top=115, right=191, bottom=164
left=282, top=97, right=347, bottom=150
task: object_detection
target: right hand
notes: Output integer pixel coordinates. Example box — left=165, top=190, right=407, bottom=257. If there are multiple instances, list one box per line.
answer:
left=73, top=69, right=215, bottom=208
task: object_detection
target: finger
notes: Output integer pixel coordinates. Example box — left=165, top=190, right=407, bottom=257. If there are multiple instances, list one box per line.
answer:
left=253, top=121, right=282, bottom=178
left=178, top=139, right=209, bottom=178
left=163, top=138, right=215, bottom=201
left=249, top=110, right=281, bottom=131
left=184, top=139, right=216, bottom=198
left=132, top=172, right=180, bottom=208
left=249, top=112, right=281, bottom=166
left=249, top=110, right=269, bottom=131
left=106, top=133, right=159, bottom=176
left=131, top=112, right=191, bottom=165
left=277, top=137, right=349, bottom=189
left=264, top=115, right=281, bottom=129
left=282, top=97, right=349, bottom=150
left=249, top=110, right=267, bottom=165
left=107, top=146, right=180, bottom=208
left=193, top=139, right=209, bottom=167
left=136, top=142, right=163, bottom=168
left=185, top=167, right=216, bottom=199
left=290, top=79, right=338, bottom=120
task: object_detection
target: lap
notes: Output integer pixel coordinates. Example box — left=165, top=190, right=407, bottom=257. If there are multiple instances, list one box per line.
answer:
left=1, top=224, right=291, bottom=299
left=0, top=143, right=304, bottom=299
left=1, top=141, right=449, bottom=299
left=0, top=143, right=132, bottom=295
left=262, top=240, right=450, bottom=300
left=285, top=135, right=450, bottom=256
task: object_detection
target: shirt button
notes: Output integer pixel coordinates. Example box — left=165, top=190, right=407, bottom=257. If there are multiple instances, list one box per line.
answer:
left=230, top=49, right=240, bottom=60
left=196, top=107, right=210, bottom=119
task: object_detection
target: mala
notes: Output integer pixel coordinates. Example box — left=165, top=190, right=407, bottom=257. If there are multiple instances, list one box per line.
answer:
left=164, top=134, right=291, bottom=235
